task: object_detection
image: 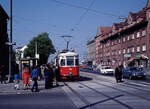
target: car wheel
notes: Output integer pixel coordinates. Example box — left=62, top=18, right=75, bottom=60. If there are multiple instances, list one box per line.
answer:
left=142, top=76, right=146, bottom=80
left=129, top=75, right=132, bottom=80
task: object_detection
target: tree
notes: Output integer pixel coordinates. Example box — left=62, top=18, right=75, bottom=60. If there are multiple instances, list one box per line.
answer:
left=24, top=32, right=56, bottom=65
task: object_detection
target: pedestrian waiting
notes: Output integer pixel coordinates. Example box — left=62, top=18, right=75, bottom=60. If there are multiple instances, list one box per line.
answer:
left=115, top=65, right=123, bottom=83
left=31, top=66, right=39, bottom=92
left=14, top=73, right=20, bottom=90
left=44, top=64, right=54, bottom=89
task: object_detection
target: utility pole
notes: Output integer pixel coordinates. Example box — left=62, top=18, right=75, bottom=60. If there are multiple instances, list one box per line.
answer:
left=8, top=0, right=13, bottom=82
left=35, top=41, right=38, bottom=65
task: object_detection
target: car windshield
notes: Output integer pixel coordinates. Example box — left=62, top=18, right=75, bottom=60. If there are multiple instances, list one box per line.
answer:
left=130, top=67, right=140, bottom=71
left=104, top=66, right=111, bottom=69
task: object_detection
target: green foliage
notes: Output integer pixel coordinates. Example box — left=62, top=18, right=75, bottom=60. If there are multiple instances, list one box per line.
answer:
left=24, top=32, right=56, bottom=65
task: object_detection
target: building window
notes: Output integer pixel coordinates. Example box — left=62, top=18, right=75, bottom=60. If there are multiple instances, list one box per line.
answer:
left=123, top=49, right=126, bottom=54
left=123, top=37, right=126, bottom=42
left=115, top=50, right=118, bottom=55
left=142, top=30, right=146, bottom=36
left=137, top=32, right=140, bottom=38
left=132, top=47, right=135, bottom=53
left=132, top=34, right=135, bottom=39
left=127, top=36, right=130, bottom=41
left=127, top=48, right=130, bottom=53
left=137, top=46, right=140, bottom=52
left=115, top=40, right=117, bottom=45
left=149, top=11, right=150, bottom=18
left=118, top=39, right=121, bottom=43
left=119, top=50, right=121, bottom=54
left=142, top=45, right=146, bottom=51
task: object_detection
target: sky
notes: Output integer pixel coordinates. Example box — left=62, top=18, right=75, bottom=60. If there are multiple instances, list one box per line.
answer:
left=0, top=0, right=147, bottom=62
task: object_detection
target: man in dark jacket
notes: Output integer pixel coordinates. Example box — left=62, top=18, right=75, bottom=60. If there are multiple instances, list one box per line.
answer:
left=31, top=66, right=39, bottom=92
left=44, top=64, right=54, bottom=89
left=115, top=65, right=123, bottom=83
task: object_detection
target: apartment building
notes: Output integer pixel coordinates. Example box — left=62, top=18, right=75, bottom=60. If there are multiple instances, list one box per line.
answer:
left=96, top=0, right=150, bottom=69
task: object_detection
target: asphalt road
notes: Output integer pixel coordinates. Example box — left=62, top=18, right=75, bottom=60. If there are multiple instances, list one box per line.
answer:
left=0, top=87, right=76, bottom=109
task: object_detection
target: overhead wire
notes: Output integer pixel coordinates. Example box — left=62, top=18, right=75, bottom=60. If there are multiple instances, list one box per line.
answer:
left=73, top=0, right=95, bottom=28
left=50, top=0, right=123, bottom=17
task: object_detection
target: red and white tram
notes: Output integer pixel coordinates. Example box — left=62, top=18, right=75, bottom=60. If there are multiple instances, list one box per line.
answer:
left=55, top=50, right=79, bottom=80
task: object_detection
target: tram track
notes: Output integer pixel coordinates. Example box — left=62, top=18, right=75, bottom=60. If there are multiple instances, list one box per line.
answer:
left=80, top=72, right=150, bottom=101
left=63, top=82, right=98, bottom=109
left=91, top=80, right=150, bottom=101
left=63, top=80, right=135, bottom=109
left=81, top=71, right=150, bottom=93
left=78, top=82, right=133, bottom=109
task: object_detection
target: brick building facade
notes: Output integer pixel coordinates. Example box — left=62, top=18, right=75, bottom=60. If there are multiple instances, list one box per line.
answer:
left=95, top=0, right=150, bottom=69
left=95, top=27, right=112, bottom=65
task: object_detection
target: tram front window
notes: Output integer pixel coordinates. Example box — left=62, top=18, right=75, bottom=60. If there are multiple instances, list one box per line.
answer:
left=67, top=59, right=74, bottom=66
left=61, top=59, right=65, bottom=66
left=75, top=59, right=79, bottom=66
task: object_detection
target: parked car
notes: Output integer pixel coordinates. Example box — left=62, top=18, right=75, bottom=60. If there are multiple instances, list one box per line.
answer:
left=123, top=67, right=146, bottom=79
left=80, top=65, right=86, bottom=69
left=86, top=66, right=93, bottom=70
left=98, top=65, right=115, bottom=74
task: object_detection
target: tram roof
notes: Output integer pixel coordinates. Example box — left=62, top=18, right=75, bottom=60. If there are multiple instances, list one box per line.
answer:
left=59, top=51, right=78, bottom=57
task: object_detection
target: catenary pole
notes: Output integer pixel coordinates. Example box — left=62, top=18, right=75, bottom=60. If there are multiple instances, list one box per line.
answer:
left=8, top=0, right=12, bottom=82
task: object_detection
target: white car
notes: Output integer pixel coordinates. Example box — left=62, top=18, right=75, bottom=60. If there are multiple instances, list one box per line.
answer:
left=99, top=66, right=114, bottom=74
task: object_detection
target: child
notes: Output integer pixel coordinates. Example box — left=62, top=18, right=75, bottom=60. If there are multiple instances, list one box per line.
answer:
left=14, top=74, right=20, bottom=90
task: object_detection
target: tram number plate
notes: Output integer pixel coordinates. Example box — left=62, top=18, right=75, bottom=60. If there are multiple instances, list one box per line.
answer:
left=69, top=72, right=72, bottom=75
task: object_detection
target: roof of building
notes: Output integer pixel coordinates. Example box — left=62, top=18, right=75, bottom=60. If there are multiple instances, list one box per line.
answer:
left=97, top=26, right=112, bottom=36
left=99, top=5, right=147, bottom=42
left=16, top=46, right=23, bottom=49
left=87, top=39, right=95, bottom=45
left=0, top=5, right=9, bottom=20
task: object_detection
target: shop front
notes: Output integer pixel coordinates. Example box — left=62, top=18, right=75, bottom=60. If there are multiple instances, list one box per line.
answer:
left=127, top=54, right=148, bottom=68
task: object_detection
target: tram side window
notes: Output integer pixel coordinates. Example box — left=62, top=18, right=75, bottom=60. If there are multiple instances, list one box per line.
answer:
left=67, top=59, right=74, bottom=66
left=61, top=59, right=65, bottom=66
left=75, top=59, right=79, bottom=66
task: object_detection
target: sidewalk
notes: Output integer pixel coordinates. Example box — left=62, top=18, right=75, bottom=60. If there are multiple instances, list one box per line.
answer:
left=0, top=80, right=77, bottom=109
left=0, top=80, right=60, bottom=95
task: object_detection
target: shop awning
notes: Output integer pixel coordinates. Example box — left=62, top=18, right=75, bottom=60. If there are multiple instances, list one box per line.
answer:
left=136, top=54, right=149, bottom=60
